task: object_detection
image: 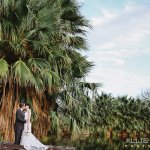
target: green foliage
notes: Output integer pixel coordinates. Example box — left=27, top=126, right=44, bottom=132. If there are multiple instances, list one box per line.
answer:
left=53, top=90, right=150, bottom=136
left=13, top=60, right=36, bottom=86
left=0, top=59, right=9, bottom=80
left=50, top=111, right=60, bottom=135
left=0, top=0, right=92, bottom=93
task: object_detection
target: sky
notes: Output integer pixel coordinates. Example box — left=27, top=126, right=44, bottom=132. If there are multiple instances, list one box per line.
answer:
left=78, top=0, right=150, bottom=97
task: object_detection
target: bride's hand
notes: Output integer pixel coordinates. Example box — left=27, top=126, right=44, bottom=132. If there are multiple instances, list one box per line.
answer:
left=26, top=125, right=30, bottom=133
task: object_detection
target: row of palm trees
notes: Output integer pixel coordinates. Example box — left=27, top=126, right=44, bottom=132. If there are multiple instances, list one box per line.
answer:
left=94, top=93, right=150, bottom=134
left=0, top=0, right=92, bottom=141
left=50, top=90, right=150, bottom=139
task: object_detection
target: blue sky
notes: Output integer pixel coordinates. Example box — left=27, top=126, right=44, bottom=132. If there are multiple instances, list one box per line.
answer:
left=78, top=0, right=150, bottom=97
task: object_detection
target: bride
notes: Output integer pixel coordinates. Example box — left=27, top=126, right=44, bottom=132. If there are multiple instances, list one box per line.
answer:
left=20, top=103, right=48, bottom=150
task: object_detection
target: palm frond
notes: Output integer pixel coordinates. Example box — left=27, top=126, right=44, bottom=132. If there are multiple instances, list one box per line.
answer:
left=0, top=59, right=9, bottom=80
left=13, top=59, right=36, bottom=86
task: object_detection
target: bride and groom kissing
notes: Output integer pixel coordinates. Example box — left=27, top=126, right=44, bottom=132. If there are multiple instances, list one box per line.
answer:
left=14, top=103, right=48, bottom=150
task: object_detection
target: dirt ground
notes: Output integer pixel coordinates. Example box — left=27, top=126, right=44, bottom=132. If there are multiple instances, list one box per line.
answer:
left=0, top=142, right=75, bottom=150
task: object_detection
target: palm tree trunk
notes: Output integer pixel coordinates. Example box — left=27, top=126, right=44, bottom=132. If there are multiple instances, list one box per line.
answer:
left=29, top=90, right=51, bottom=139
left=0, top=83, right=15, bottom=141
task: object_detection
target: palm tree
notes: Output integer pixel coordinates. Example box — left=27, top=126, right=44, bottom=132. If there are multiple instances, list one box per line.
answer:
left=0, top=0, right=91, bottom=141
left=92, top=93, right=116, bottom=132
left=52, top=80, right=100, bottom=138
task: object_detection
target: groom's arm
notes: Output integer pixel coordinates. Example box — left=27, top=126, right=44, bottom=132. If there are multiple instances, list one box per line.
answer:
left=16, top=110, right=26, bottom=123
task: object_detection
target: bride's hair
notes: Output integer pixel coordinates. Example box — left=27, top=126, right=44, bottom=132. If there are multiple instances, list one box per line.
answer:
left=26, top=103, right=31, bottom=109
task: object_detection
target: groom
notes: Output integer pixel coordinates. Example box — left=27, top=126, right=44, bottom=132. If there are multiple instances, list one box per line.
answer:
left=14, top=103, right=26, bottom=145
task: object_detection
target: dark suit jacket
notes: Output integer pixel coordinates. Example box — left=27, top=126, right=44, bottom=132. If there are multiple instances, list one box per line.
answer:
left=14, top=109, right=26, bottom=130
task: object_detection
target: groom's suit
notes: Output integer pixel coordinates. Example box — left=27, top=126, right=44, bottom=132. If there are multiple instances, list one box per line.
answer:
left=14, top=109, right=26, bottom=145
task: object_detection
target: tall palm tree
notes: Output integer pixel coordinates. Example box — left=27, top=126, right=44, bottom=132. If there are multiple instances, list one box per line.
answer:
left=0, top=0, right=91, bottom=141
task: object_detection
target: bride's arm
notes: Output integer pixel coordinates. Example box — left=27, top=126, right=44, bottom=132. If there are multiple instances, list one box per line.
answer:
left=27, top=110, right=31, bottom=131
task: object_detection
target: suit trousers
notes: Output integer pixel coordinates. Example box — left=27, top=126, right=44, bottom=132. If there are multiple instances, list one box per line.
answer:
left=14, top=129, right=23, bottom=145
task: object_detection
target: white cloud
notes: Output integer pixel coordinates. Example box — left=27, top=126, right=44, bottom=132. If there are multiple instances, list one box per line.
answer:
left=77, top=0, right=85, bottom=3
left=91, top=9, right=118, bottom=27
left=85, top=2, right=150, bottom=97
left=90, top=5, right=150, bottom=51
left=86, top=66, right=150, bottom=97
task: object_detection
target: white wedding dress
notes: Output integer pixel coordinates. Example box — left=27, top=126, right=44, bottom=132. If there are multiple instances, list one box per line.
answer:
left=20, top=110, right=48, bottom=150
